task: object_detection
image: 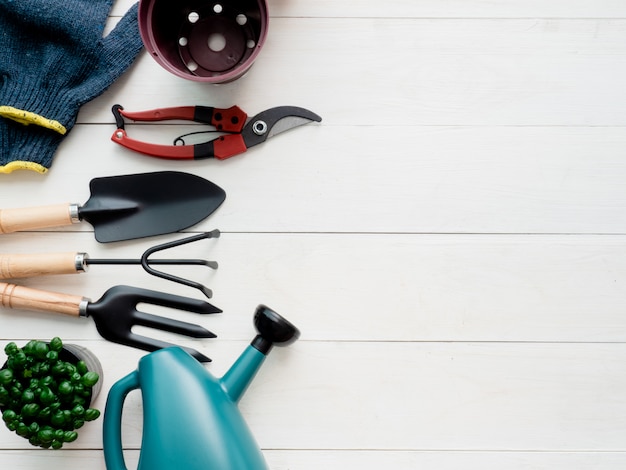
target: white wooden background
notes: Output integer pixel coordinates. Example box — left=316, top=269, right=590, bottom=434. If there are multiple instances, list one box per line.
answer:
left=1, top=1, right=626, bottom=468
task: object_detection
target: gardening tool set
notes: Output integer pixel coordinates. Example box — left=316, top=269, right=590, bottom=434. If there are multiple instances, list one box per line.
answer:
left=0, top=0, right=313, bottom=466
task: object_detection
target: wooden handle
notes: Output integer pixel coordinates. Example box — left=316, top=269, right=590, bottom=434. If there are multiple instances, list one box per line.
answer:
left=0, top=253, right=84, bottom=279
left=0, top=203, right=76, bottom=234
left=0, top=282, right=85, bottom=317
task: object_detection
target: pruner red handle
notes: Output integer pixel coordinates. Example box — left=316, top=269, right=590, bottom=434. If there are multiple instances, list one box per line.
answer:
left=119, top=105, right=247, bottom=133
left=111, top=129, right=247, bottom=160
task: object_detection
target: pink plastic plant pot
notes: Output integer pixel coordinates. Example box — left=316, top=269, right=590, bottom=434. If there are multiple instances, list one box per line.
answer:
left=138, top=0, right=269, bottom=83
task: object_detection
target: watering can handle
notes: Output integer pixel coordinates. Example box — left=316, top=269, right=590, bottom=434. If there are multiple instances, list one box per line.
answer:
left=103, top=371, right=140, bottom=470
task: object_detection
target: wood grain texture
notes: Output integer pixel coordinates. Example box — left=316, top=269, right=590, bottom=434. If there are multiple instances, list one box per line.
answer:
left=0, top=252, right=82, bottom=278
left=3, top=449, right=626, bottom=470
left=0, top=204, right=74, bottom=233
left=1, top=1, right=625, bottom=468
left=110, top=1, right=626, bottom=18
left=0, top=340, right=623, bottom=452
left=0, top=282, right=83, bottom=317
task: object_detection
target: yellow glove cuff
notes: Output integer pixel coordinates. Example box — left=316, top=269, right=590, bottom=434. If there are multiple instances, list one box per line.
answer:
left=0, top=160, right=49, bottom=174
left=0, top=106, right=67, bottom=135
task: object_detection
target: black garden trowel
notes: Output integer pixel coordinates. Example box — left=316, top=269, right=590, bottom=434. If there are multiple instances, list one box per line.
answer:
left=0, top=171, right=226, bottom=242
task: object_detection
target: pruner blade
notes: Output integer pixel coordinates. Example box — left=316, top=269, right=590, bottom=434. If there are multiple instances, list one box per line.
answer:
left=241, top=106, right=322, bottom=150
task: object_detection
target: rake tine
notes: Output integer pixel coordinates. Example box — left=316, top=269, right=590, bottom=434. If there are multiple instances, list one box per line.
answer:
left=133, top=310, right=217, bottom=338
left=121, top=332, right=212, bottom=362
left=141, top=230, right=221, bottom=299
left=131, top=286, right=222, bottom=314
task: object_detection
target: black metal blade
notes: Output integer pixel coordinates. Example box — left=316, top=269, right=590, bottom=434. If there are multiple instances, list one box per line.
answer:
left=241, top=106, right=322, bottom=149
left=79, top=171, right=226, bottom=243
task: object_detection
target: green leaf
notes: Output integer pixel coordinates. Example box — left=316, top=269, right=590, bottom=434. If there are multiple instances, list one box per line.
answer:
left=28, top=422, right=40, bottom=435
left=33, top=342, right=49, bottom=360
left=37, top=428, right=55, bottom=443
left=45, top=351, right=58, bottom=364
left=51, top=410, right=66, bottom=427
left=16, top=422, right=30, bottom=437
left=76, top=361, right=88, bottom=375
left=84, top=408, right=101, bottom=422
left=49, top=337, right=63, bottom=352
left=81, top=371, right=100, bottom=388
left=37, top=407, right=51, bottom=422
left=51, top=362, right=66, bottom=376
left=21, top=403, right=40, bottom=418
left=71, top=404, right=85, bottom=417
left=39, top=387, right=57, bottom=405
left=63, top=431, right=78, bottom=442
left=2, top=409, right=17, bottom=424
left=22, top=340, right=37, bottom=357
left=38, top=362, right=50, bottom=376
left=11, top=351, right=27, bottom=369
left=4, top=342, right=18, bottom=356
left=21, top=389, right=35, bottom=404
left=0, top=369, right=13, bottom=386
left=39, top=376, right=53, bottom=387
left=58, top=381, right=73, bottom=396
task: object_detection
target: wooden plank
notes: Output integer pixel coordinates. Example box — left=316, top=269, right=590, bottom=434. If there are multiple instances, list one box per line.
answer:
left=1, top=449, right=625, bottom=470
left=111, top=1, right=626, bottom=18
left=0, top=341, right=623, bottom=452
left=85, top=18, right=626, bottom=127
left=4, top=125, right=626, bottom=234
left=1, top=232, right=626, bottom=343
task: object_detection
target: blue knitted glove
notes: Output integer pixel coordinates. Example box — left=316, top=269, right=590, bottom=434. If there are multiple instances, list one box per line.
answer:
left=0, top=117, right=65, bottom=174
left=0, top=0, right=143, bottom=174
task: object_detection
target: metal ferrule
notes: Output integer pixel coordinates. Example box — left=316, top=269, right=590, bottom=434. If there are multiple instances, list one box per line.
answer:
left=74, top=253, right=89, bottom=272
left=78, top=299, right=90, bottom=318
left=68, top=204, right=80, bottom=224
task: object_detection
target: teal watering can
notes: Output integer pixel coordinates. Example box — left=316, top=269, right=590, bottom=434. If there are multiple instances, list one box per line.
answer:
left=103, top=305, right=300, bottom=470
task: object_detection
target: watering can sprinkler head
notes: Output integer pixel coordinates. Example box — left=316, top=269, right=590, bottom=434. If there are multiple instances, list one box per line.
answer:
left=251, top=304, right=300, bottom=355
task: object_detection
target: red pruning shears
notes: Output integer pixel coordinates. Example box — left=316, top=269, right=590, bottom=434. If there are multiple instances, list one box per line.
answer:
left=111, top=104, right=321, bottom=160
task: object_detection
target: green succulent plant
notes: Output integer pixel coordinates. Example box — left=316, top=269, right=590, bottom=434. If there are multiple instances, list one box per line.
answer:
left=0, top=337, right=101, bottom=449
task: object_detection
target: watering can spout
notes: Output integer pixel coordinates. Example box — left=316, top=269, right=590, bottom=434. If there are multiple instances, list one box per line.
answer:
left=221, top=305, right=300, bottom=403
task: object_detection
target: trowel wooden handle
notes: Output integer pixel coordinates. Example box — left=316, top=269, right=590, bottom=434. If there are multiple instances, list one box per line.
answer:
left=0, top=253, right=85, bottom=279
left=0, top=203, right=77, bottom=234
left=0, top=282, right=85, bottom=317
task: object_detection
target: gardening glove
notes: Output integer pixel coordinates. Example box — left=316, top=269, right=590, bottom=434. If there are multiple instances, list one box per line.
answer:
left=0, top=116, right=64, bottom=173
left=0, top=0, right=144, bottom=174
